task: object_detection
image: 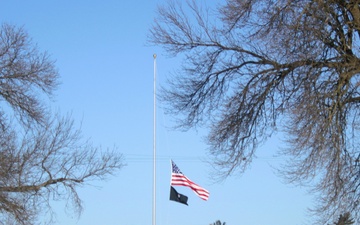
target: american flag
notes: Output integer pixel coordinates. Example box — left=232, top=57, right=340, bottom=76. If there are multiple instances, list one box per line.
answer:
left=171, top=160, right=210, bottom=201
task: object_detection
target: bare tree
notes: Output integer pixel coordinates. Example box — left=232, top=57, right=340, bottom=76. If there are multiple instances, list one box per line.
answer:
left=211, top=220, right=226, bottom=225
left=333, top=212, right=355, bottom=225
left=0, top=23, right=124, bottom=224
left=0, top=115, right=124, bottom=224
left=149, top=0, right=360, bottom=223
left=0, top=23, right=58, bottom=126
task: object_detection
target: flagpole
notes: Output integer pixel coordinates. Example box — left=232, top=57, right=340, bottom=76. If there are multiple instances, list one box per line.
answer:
left=152, top=53, right=157, bottom=225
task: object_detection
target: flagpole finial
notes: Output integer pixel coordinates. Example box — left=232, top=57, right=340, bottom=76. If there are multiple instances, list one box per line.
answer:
left=153, top=53, right=157, bottom=59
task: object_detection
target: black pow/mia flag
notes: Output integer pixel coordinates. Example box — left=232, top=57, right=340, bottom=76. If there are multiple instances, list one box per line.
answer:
left=170, top=186, right=188, bottom=206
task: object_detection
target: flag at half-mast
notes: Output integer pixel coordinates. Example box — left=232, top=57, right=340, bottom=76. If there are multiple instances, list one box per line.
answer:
left=171, top=160, right=210, bottom=201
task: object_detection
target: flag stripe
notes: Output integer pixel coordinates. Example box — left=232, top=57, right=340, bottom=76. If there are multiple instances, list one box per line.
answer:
left=171, top=173, right=210, bottom=200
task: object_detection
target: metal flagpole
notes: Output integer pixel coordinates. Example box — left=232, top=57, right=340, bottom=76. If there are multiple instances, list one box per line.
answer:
left=152, top=53, right=157, bottom=225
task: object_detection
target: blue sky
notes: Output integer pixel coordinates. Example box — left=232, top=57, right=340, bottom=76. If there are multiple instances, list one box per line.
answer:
left=1, top=1, right=313, bottom=225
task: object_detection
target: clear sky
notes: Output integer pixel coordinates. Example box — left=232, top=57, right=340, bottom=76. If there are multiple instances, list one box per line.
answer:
left=1, top=1, right=314, bottom=225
